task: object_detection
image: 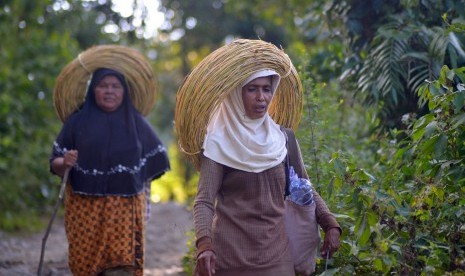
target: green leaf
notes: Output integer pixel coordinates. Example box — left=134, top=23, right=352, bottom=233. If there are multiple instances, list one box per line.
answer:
left=446, top=68, right=456, bottom=81
left=431, top=186, right=444, bottom=201
left=367, top=211, right=378, bottom=226
left=357, top=214, right=371, bottom=246
left=334, top=177, right=343, bottom=188
left=429, top=83, right=441, bottom=98
left=390, top=244, right=402, bottom=254
left=434, top=134, right=448, bottom=159
left=383, top=255, right=393, bottom=266
left=333, top=213, right=354, bottom=220
left=373, top=258, right=383, bottom=271
left=327, top=177, right=335, bottom=198
left=420, top=135, right=439, bottom=155
left=412, top=122, right=426, bottom=142
left=423, top=121, right=438, bottom=138
left=453, top=91, right=465, bottom=113
left=451, top=113, right=465, bottom=129
left=354, top=213, right=364, bottom=236
left=391, top=199, right=411, bottom=217
left=439, top=65, right=450, bottom=84
left=332, top=158, right=346, bottom=178
left=362, top=169, right=377, bottom=181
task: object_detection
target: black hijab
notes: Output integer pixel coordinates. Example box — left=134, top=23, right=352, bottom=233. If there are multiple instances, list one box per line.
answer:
left=51, top=68, right=170, bottom=196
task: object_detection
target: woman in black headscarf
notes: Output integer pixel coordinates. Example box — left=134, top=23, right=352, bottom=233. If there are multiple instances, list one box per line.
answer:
left=50, top=68, right=170, bottom=276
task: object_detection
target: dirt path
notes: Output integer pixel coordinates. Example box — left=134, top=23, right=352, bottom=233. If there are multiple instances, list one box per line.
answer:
left=0, top=201, right=193, bottom=276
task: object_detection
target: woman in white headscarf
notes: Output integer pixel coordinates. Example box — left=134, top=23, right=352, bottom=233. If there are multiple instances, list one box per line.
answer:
left=193, top=69, right=341, bottom=276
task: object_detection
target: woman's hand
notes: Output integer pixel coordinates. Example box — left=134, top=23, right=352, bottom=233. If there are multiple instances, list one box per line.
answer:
left=52, top=150, right=78, bottom=177
left=320, top=227, right=341, bottom=258
left=64, top=150, right=78, bottom=168
left=195, top=250, right=216, bottom=276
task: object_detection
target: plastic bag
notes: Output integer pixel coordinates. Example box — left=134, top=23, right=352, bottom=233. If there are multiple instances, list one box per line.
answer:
left=288, top=166, right=314, bottom=206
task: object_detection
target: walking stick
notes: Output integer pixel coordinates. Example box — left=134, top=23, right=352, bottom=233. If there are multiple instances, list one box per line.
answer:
left=37, top=167, right=70, bottom=276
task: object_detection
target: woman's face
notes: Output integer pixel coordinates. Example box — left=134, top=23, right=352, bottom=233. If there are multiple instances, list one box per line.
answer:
left=94, top=75, right=124, bottom=112
left=241, top=76, right=273, bottom=119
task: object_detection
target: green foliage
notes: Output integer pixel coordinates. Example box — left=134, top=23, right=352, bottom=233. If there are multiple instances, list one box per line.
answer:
left=2, top=1, right=465, bottom=275
left=0, top=0, right=79, bottom=230
left=160, top=0, right=288, bottom=47
left=326, top=0, right=465, bottom=130
left=0, top=210, right=44, bottom=232
left=0, top=0, right=151, bottom=231
left=151, top=143, right=198, bottom=204
left=296, top=61, right=381, bottom=275
left=356, top=19, right=463, bottom=129
left=309, top=65, right=465, bottom=275
left=170, top=2, right=465, bottom=274
left=181, top=229, right=197, bottom=275
left=297, top=56, right=375, bottom=193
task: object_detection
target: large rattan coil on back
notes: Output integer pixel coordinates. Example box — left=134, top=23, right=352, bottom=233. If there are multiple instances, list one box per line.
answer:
left=175, top=39, right=303, bottom=171
left=53, top=45, right=157, bottom=122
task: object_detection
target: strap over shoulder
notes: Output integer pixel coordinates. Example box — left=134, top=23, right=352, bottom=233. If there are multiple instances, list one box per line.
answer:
left=281, top=127, right=305, bottom=177
left=281, top=126, right=308, bottom=198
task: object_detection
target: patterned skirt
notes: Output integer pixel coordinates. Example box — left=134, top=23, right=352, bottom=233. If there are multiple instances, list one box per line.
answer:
left=64, top=184, right=146, bottom=276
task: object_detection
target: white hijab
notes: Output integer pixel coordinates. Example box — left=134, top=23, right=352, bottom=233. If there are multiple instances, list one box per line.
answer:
left=202, top=69, right=287, bottom=172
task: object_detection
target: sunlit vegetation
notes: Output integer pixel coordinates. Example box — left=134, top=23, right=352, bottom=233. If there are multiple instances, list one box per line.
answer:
left=1, top=0, right=464, bottom=274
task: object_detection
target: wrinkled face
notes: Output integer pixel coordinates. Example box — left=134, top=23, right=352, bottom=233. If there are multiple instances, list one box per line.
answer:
left=94, top=75, right=124, bottom=112
left=241, top=76, right=273, bottom=119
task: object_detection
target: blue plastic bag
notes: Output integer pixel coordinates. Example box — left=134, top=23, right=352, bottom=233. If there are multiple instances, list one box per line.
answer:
left=288, top=166, right=314, bottom=206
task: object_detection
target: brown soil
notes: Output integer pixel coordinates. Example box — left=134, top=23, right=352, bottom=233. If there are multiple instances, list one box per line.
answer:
left=0, top=201, right=193, bottom=276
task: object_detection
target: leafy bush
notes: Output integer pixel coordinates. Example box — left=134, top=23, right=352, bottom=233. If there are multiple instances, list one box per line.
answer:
left=309, top=65, right=465, bottom=275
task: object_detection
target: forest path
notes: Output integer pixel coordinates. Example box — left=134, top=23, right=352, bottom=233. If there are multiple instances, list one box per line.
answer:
left=0, top=201, right=193, bottom=276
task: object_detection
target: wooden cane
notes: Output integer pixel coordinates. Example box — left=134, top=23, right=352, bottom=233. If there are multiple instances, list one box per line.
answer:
left=37, top=167, right=70, bottom=276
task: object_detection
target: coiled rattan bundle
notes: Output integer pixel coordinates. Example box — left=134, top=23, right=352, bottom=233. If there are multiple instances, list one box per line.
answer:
left=54, top=45, right=157, bottom=122
left=175, top=39, right=303, bottom=170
